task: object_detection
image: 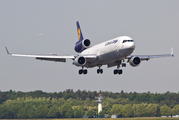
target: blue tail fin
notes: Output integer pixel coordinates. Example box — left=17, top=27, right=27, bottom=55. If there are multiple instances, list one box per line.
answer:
left=76, top=21, right=84, bottom=41
left=75, top=21, right=91, bottom=53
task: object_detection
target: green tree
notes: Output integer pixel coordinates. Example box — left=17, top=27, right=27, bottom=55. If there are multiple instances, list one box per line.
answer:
left=11, top=104, right=21, bottom=118
left=172, top=105, right=179, bottom=115
left=160, top=104, right=171, bottom=116
left=0, top=105, right=7, bottom=119
left=47, top=105, right=60, bottom=118
left=27, top=107, right=36, bottom=118
left=36, top=105, right=48, bottom=118
left=110, top=104, right=123, bottom=116
left=0, top=105, right=14, bottom=119
left=60, top=103, right=74, bottom=118
left=25, top=103, right=33, bottom=110
left=64, top=93, right=73, bottom=100
left=144, top=104, right=158, bottom=117
left=103, top=104, right=112, bottom=115
left=65, top=109, right=74, bottom=118
left=0, top=92, right=6, bottom=104
left=6, top=110, right=14, bottom=119
left=135, top=103, right=147, bottom=117
left=86, top=110, right=94, bottom=118
left=74, top=107, right=84, bottom=118
left=17, top=107, right=27, bottom=119
left=98, top=110, right=105, bottom=117
left=121, top=104, right=133, bottom=117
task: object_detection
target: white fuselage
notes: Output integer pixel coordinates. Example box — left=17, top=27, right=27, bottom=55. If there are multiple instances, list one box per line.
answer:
left=80, top=36, right=135, bottom=68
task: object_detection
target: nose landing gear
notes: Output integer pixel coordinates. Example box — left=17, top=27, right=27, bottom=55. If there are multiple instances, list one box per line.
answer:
left=122, top=63, right=126, bottom=67
left=122, top=60, right=126, bottom=67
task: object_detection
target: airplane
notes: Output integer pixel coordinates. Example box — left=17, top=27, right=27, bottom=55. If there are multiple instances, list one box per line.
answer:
left=37, top=33, right=44, bottom=36
left=5, top=21, right=174, bottom=75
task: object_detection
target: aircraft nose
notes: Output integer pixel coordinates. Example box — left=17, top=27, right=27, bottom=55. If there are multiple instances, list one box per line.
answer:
left=131, top=42, right=135, bottom=49
left=129, top=42, right=135, bottom=49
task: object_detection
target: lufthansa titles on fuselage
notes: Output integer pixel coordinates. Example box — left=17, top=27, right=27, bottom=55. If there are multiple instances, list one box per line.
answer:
left=105, top=40, right=118, bottom=46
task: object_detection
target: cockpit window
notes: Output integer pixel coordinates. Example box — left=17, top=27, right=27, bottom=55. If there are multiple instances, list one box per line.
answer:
left=122, top=40, right=134, bottom=43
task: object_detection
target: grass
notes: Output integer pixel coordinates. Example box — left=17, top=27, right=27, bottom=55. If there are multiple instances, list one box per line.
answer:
left=2, top=118, right=179, bottom=120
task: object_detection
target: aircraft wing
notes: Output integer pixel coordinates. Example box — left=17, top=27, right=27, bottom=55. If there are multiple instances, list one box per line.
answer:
left=126, top=48, right=174, bottom=61
left=5, top=47, right=97, bottom=62
left=5, top=47, right=75, bottom=62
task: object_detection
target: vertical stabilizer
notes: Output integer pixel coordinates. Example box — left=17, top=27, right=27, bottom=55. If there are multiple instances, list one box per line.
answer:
left=76, top=21, right=84, bottom=41
left=75, top=21, right=91, bottom=53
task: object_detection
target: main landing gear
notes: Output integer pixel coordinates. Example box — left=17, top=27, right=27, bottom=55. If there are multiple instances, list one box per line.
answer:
left=79, top=67, right=87, bottom=75
left=113, top=62, right=126, bottom=75
left=97, top=69, right=103, bottom=74
left=97, top=65, right=103, bottom=74
left=78, top=62, right=126, bottom=75
left=114, top=64, right=123, bottom=75
left=113, top=69, right=123, bottom=75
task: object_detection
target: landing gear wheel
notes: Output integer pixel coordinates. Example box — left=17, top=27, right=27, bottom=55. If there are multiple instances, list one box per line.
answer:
left=118, top=69, right=123, bottom=74
left=114, top=69, right=118, bottom=75
left=79, top=69, right=88, bottom=75
left=97, top=69, right=100, bottom=74
left=122, top=63, right=126, bottom=67
left=113, top=69, right=123, bottom=75
left=83, top=69, right=87, bottom=74
left=97, top=69, right=103, bottom=74
left=100, top=69, right=103, bottom=74
left=79, top=69, right=83, bottom=75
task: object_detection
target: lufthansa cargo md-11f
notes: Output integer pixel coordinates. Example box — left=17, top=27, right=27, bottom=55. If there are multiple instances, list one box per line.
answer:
left=6, top=21, right=174, bottom=75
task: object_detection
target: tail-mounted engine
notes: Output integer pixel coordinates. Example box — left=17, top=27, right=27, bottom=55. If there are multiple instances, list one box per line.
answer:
left=129, top=56, right=141, bottom=67
left=74, top=39, right=91, bottom=53
left=73, top=56, right=86, bottom=66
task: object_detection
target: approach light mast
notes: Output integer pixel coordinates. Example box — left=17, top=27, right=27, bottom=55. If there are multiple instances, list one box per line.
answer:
left=95, top=94, right=105, bottom=113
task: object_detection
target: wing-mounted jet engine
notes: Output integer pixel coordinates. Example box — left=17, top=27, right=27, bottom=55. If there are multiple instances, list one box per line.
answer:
left=73, top=56, right=86, bottom=66
left=73, top=55, right=88, bottom=75
left=129, top=56, right=141, bottom=67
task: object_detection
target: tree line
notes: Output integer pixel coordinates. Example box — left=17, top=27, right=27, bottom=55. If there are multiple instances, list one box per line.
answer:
left=1, top=89, right=179, bottom=107
left=0, top=89, right=179, bottom=118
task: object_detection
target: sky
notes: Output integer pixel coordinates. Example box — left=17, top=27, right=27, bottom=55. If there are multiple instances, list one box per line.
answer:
left=0, top=0, right=178, bottom=93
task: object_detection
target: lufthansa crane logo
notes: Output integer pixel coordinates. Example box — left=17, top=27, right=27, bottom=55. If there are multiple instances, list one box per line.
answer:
left=78, top=28, right=81, bottom=40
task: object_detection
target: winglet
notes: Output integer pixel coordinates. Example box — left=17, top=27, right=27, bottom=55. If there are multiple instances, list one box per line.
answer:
left=171, top=47, right=174, bottom=57
left=5, top=47, right=11, bottom=55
